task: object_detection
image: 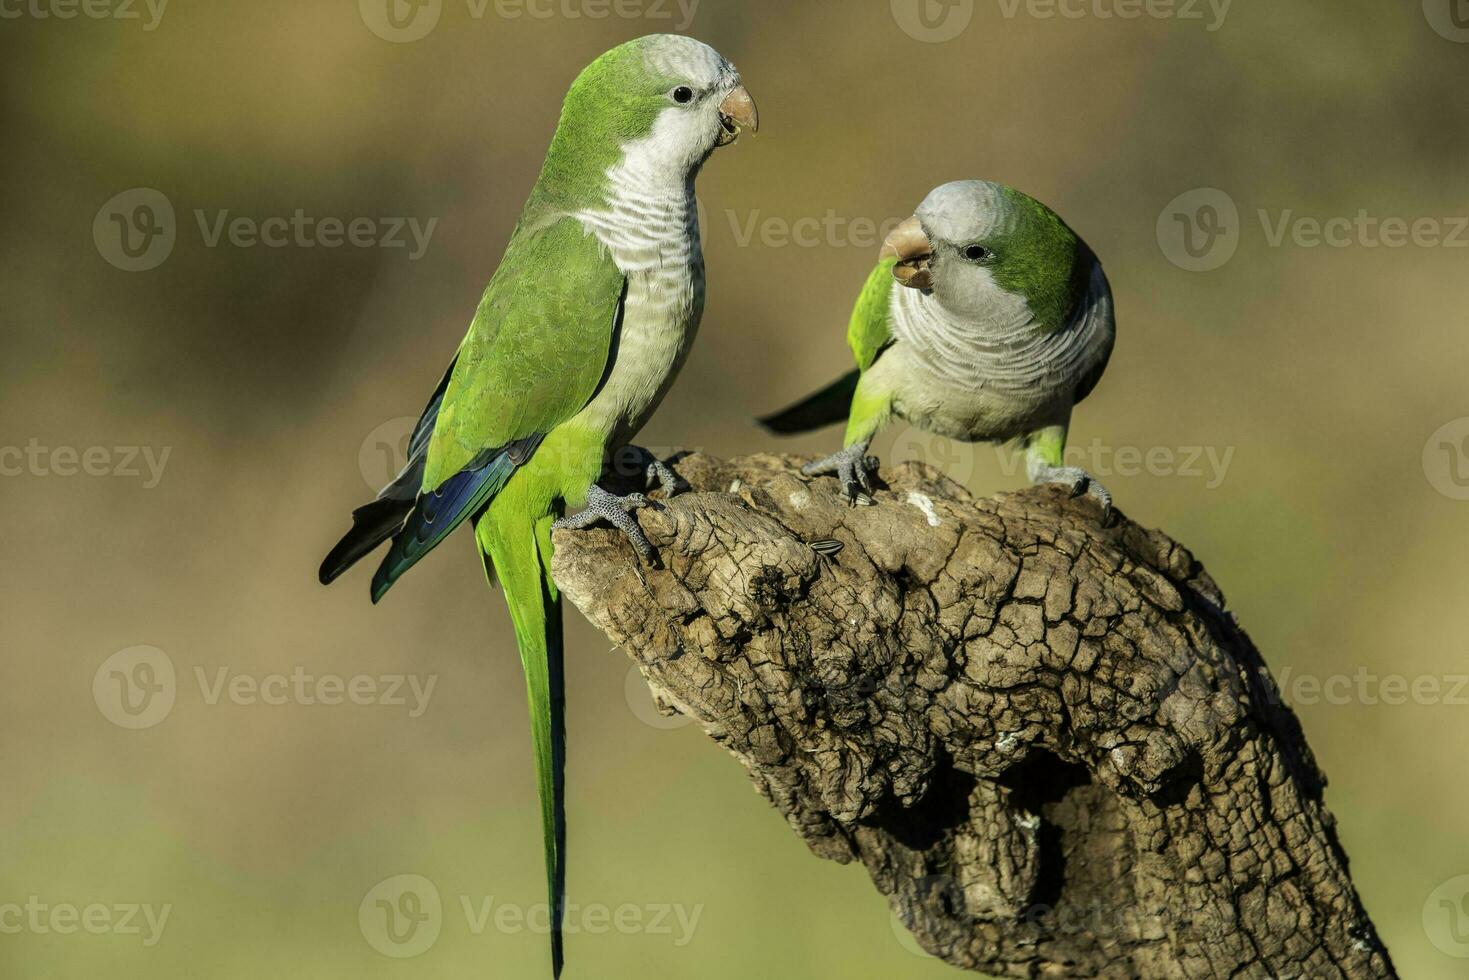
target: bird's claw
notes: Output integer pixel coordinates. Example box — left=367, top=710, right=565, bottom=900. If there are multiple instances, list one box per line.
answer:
left=554, top=485, right=663, bottom=566
left=802, top=446, right=880, bottom=506
left=646, top=458, right=688, bottom=498
left=1033, top=465, right=1114, bottom=524
left=624, top=446, right=688, bottom=499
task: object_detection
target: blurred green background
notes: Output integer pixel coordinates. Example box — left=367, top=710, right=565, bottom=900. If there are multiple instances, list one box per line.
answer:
left=3, top=1, right=1468, bottom=976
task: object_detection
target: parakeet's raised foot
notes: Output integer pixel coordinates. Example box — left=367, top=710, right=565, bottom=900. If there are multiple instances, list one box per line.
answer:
left=554, top=484, right=663, bottom=565
left=626, top=445, right=688, bottom=499
left=802, top=443, right=880, bottom=506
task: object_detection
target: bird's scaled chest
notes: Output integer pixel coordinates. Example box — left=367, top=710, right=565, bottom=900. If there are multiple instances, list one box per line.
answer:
left=892, top=364, right=1063, bottom=442
left=573, top=226, right=706, bottom=443
left=880, top=337, right=1079, bottom=443
left=617, top=262, right=705, bottom=403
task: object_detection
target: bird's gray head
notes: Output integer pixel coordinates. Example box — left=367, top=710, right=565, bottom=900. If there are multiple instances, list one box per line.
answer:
left=881, top=180, right=1093, bottom=331
left=639, top=35, right=759, bottom=161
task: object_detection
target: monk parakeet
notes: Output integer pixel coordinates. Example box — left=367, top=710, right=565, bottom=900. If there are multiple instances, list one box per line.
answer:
left=760, top=180, right=1116, bottom=518
left=319, top=35, right=757, bottom=977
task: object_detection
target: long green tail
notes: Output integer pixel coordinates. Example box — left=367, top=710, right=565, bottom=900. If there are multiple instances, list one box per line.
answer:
left=478, top=505, right=566, bottom=979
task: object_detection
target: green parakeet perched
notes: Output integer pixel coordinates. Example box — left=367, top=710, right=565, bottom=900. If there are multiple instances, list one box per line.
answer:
left=760, top=180, right=1116, bottom=517
left=319, top=35, right=758, bottom=978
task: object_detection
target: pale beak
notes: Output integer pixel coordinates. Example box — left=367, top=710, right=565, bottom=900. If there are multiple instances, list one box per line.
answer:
left=881, top=216, right=935, bottom=290
left=717, top=85, right=759, bottom=146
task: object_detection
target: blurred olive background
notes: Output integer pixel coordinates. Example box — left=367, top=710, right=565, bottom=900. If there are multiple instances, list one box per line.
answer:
left=3, top=1, right=1468, bottom=977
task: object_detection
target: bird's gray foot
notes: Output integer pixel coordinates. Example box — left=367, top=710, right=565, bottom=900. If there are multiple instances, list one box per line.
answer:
left=802, top=444, right=879, bottom=505
left=1032, top=465, right=1114, bottom=523
left=554, top=485, right=661, bottom=565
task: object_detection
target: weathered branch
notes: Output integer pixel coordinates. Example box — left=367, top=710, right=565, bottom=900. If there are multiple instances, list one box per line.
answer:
left=551, top=452, right=1395, bottom=979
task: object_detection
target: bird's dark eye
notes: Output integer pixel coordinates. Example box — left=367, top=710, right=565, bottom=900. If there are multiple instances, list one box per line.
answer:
left=672, top=86, right=695, bottom=104
left=962, top=244, right=991, bottom=262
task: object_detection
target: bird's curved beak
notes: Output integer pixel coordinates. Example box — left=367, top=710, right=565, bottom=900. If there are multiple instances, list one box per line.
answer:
left=881, top=216, right=934, bottom=290
left=717, top=86, right=759, bottom=146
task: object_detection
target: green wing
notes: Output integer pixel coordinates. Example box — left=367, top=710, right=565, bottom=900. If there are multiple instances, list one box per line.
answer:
left=846, top=256, right=897, bottom=372
left=425, top=215, right=627, bottom=492
left=364, top=215, right=625, bottom=603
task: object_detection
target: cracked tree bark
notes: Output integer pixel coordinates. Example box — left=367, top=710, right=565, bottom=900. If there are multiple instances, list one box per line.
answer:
left=551, top=452, right=1395, bottom=979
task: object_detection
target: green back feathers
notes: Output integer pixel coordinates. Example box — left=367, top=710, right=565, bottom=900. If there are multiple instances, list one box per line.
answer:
left=988, top=186, right=1093, bottom=334
left=847, top=256, right=897, bottom=371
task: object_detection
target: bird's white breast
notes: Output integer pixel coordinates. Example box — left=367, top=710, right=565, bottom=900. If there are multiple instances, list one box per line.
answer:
left=569, top=128, right=706, bottom=448
left=885, top=261, right=1115, bottom=441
